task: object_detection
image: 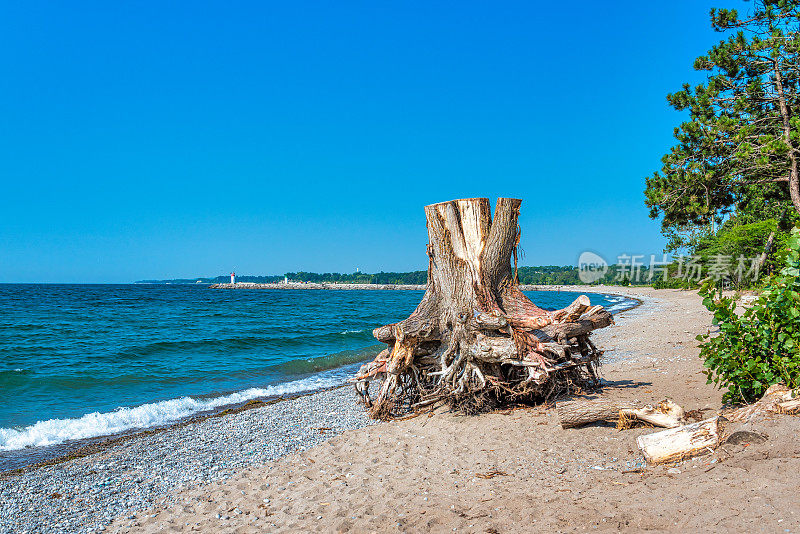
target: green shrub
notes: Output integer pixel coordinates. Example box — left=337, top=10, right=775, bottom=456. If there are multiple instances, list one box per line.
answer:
left=652, top=277, right=690, bottom=290
left=697, top=226, right=800, bottom=403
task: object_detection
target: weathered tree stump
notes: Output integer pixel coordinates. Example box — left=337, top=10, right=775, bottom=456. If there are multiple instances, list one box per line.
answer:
left=352, top=198, right=614, bottom=419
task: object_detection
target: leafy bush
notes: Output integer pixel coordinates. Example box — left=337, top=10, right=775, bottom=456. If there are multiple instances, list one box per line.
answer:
left=697, top=226, right=800, bottom=403
left=652, top=277, right=691, bottom=290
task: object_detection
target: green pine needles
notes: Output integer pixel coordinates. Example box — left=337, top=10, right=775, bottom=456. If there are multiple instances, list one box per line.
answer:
left=698, top=226, right=800, bottom=402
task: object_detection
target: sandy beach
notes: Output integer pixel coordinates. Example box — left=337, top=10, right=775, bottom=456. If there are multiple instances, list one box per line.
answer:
left=3, top=286, right=799, bottom=533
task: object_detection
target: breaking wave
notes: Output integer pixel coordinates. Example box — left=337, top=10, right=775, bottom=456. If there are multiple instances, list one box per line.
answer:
left=602, top=295, right=639, bottom=313
left=0, top=368, right=358, bottom=451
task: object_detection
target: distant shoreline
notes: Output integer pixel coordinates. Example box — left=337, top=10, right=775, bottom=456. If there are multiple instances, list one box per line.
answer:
left=209, top=282, right=427, bottom=290
left=208, top=282, right=641, bottom=292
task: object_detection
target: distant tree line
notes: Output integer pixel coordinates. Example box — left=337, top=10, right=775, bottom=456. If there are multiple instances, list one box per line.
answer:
left=517, top=265, right=655, bottom=286
left=283, top=271, right=428, bottom=285
left=138, top=267, right=657, bottom=286
left=515, top=266, right=580, bottom=285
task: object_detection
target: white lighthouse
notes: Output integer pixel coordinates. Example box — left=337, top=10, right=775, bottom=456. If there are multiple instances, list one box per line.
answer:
left=230, top=271, right=236, bottom=285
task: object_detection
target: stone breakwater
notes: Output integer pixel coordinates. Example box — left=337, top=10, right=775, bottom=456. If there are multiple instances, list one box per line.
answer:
left=210, top=282, right=426, bottom=290
left=0, top=387, right=376, bottom=534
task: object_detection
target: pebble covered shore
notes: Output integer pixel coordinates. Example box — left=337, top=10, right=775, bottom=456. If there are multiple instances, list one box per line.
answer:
left=0, top=387, right=376, bottom=534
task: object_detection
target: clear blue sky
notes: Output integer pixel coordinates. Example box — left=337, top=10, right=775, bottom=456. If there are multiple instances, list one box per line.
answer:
left=1, top=0, right=731, bottom=283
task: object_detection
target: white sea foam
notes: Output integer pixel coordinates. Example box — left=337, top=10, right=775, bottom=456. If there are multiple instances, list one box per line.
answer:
left=339, top=329, right=364, bottom=334
left=0, top=372, right=351, bottom=451
left=605, top=297, right=638, bottom=313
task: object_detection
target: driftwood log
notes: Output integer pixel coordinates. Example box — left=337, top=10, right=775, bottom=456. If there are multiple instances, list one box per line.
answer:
left=637, top=417, right=720, bottom=464
left=557, top=398, right=685, bottom=429
left=727, top=384, right=799, bottom=422
left=778, top=398, right=800, bottom=414
left=352, top=198, right=614, bottom=419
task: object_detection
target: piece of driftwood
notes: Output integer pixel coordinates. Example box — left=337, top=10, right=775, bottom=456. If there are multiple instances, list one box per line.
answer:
left=777, top=398, right=800, bottom=414
left=727, top=384, right=799, bottom=422
left=557, top=399, right=685, bottom=429
left=636, top=417, right=720, bottom=464
left=352, top=198, right=614, bottom=419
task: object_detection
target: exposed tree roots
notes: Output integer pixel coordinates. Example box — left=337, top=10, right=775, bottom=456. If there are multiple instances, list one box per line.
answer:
left=351, top=198, right=614, bottom=420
